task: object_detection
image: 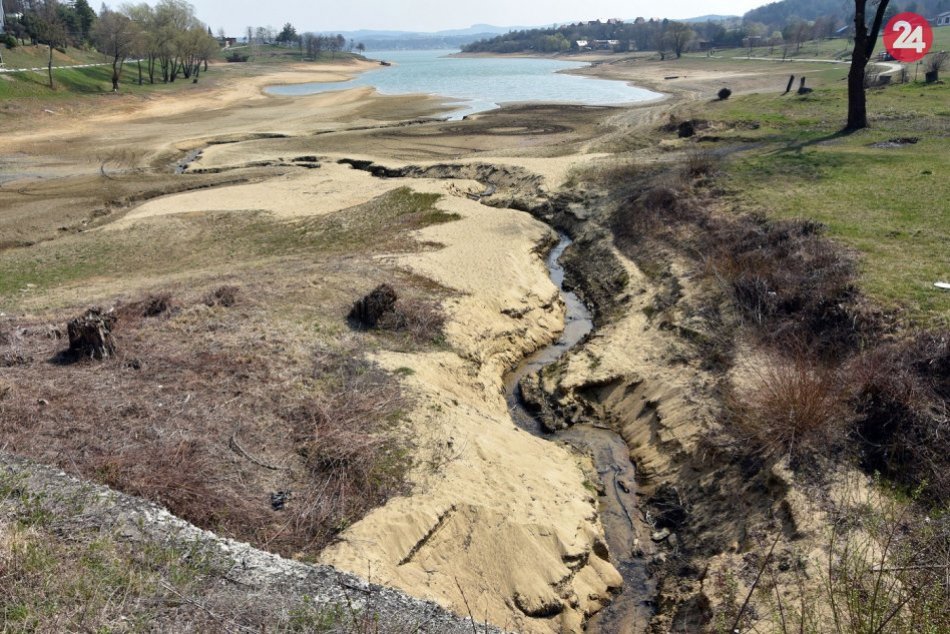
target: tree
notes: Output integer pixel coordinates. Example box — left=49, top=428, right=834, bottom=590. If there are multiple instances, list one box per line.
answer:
left=664, top=22, right=695, bottom=58
left=31, top=0, right=68, bottom=88
left=92, top=8, right=139, bottom=91
left=356, top=42, right=365, bottom=54
left=72, top=0, right=97, bottom=42
left=276, top=22, right=296, bottom=46
left=846, top=0, right=890, bottom=131
left=123, top=3, right=157, bottom=83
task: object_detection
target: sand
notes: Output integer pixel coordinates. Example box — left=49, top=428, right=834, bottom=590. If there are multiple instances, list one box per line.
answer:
left=0, top=51, right=825, bottom=632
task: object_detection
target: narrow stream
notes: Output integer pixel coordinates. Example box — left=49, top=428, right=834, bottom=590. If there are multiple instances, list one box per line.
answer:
left=504, top=234, right=654, bottom=632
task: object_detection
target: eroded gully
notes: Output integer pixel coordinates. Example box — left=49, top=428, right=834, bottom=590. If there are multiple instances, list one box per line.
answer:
left=504, top=234, right=655, bottom=633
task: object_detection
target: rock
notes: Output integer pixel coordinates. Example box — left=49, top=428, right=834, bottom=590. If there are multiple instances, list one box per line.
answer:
left=348, top=284, right=398, bottom=329
left=67, top=307, right=117, bottom=360
left=632, top=538, right=645, bottom=557
left=517, top=372, right=560, bottom=433
left=651, top=528, right=672, bottom=542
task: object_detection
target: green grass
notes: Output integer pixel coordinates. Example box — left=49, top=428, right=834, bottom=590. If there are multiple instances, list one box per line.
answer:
left=0, top=43, right=107, bottom=68
left=709, top=25, right=950, bottom=61
left=697, top=79, right=950, bottom=325
left=0, top=43, right=364, bottom=100
left=0, top=473, right=216, bottom=632
left=0, top=187, right=455, bottom=306
left=0, top=61, right=189, bottom=100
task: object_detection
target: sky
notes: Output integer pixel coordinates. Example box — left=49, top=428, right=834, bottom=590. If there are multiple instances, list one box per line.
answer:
left=186, top=0, right=767, bottom=36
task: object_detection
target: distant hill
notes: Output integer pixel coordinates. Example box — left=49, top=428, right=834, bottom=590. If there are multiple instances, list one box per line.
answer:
left=743, top=0, right=847, bottom=28
left=315, top=24, right=546, bottom=51
left=744, top=0, right=946, bottom=29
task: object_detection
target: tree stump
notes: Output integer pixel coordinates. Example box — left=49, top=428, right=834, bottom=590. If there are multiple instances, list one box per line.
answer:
left=67, top=307, right=117, bottom=360
left=348, top=284, right=397, bottom=329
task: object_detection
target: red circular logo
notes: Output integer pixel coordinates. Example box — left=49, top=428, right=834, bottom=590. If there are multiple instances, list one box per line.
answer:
left=883, top=12, right=934, bottom=63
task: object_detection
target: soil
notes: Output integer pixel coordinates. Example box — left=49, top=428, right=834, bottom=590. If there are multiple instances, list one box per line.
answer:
left=0, top=53, right=863, bottom=633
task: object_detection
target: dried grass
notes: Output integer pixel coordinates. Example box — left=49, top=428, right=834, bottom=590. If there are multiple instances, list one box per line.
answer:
left=0, top=284, right=413, bottom=557
left=729, top=354, right=851, bottom=461
left=376, top=297, right=447, bottom=345
left=849, top=331, right=950, bottom=504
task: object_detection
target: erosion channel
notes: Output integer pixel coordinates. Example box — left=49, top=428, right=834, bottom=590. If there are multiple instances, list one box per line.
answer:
left=505, top=235, right=655, bottom=633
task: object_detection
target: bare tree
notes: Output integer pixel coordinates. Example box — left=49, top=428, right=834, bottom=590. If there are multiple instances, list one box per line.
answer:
left=846, top=0, right=891, bottom=131
left=31, top=0, right=67, bottom=88
left=92, top=9, right=140, bottom=91
left=664, top=22, right=695, bottom=59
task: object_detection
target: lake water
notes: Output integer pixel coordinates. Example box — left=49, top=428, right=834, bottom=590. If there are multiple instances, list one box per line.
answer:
left=266, top=49, right=661, bottom=118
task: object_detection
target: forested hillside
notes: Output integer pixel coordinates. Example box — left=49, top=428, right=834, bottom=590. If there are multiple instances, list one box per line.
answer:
left=463, top=0, right=950, bottom=56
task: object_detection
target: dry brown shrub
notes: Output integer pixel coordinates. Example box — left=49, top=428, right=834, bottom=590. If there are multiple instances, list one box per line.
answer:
left=611, top=179, right=701, bottom=248
left=204, top=285, right=239, bottom=307
left=0, top=296, right=413, bottom=557
left=377, top=297, right=447, bottom=344
left=704, top=215, right=858, bottom=355
left=849, top=331, right=950, bottom=504
left=682, top=150, right=720, bottom=180
left=729, top=354, right=852, bottom=461
left=284, top=351, right=410, bottom=546
left=117, top=293, right=174, bottom=320
left=90, top=439, right=253, bottom=530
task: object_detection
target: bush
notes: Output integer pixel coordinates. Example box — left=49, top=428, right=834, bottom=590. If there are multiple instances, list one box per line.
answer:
left=287, top=352, right=410, bottom=544
left=718, top=87, right=732, bottom=100
left=4, top=34, right=17, bottom=49
left=729, top=355, right=851, bottom=460
left=377, top=297, right=446, bottom=344
left=706, top=216, right=858, bottom=354
left=204, top=285, right=239, bottom=307
left=225, top=52, right=249, bottom=62
left=850, top=331, right=950, bottom=505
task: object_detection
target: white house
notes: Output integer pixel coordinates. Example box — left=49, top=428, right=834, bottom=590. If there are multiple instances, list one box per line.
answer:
left=935, top=11, right=950, bottom=26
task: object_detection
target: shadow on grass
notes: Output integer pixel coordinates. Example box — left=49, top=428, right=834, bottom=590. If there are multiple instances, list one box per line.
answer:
left=777, top=129, right=855, bottom=153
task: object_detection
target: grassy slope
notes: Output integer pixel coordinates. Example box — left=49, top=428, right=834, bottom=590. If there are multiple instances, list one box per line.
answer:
left=714, top=24, right=950, bottom=60
left=0, top=43, right=363, bottom=100
left=0, top=43, right=107, bottom=68
left=689, top=70, right=949, bottom=326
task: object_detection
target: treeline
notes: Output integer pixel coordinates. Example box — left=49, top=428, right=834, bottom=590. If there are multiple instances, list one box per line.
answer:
left=463, top=19, right=702, bottom=58
left=464, top=0, right=950, bottom=57
left=745, top=0, right=950, bottom=31
left=2, top=0, right=218, bottom=90
left=243, top=23, right=365, bottom=61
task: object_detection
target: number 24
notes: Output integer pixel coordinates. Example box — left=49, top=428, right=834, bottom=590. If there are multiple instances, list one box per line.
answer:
left=892, top=21, right=926, bottom=53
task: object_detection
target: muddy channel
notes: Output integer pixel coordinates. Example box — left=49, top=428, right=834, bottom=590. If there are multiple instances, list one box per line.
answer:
left=504, top=234, right=655, bottom=633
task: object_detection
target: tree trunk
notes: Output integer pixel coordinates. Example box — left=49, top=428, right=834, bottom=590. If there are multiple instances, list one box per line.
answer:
left=111, top=55, right=121, bottom=92
left=137, top=59, right=143, bottom=85
left=845, top=0, right=890, bottom=131
left=846, top=53, right=868, bottom=129
left=47, top=44, right=54, bottom=89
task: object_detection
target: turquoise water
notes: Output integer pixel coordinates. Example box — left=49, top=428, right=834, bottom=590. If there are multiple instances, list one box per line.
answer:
left=266, top=49, right=661, bottom=118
